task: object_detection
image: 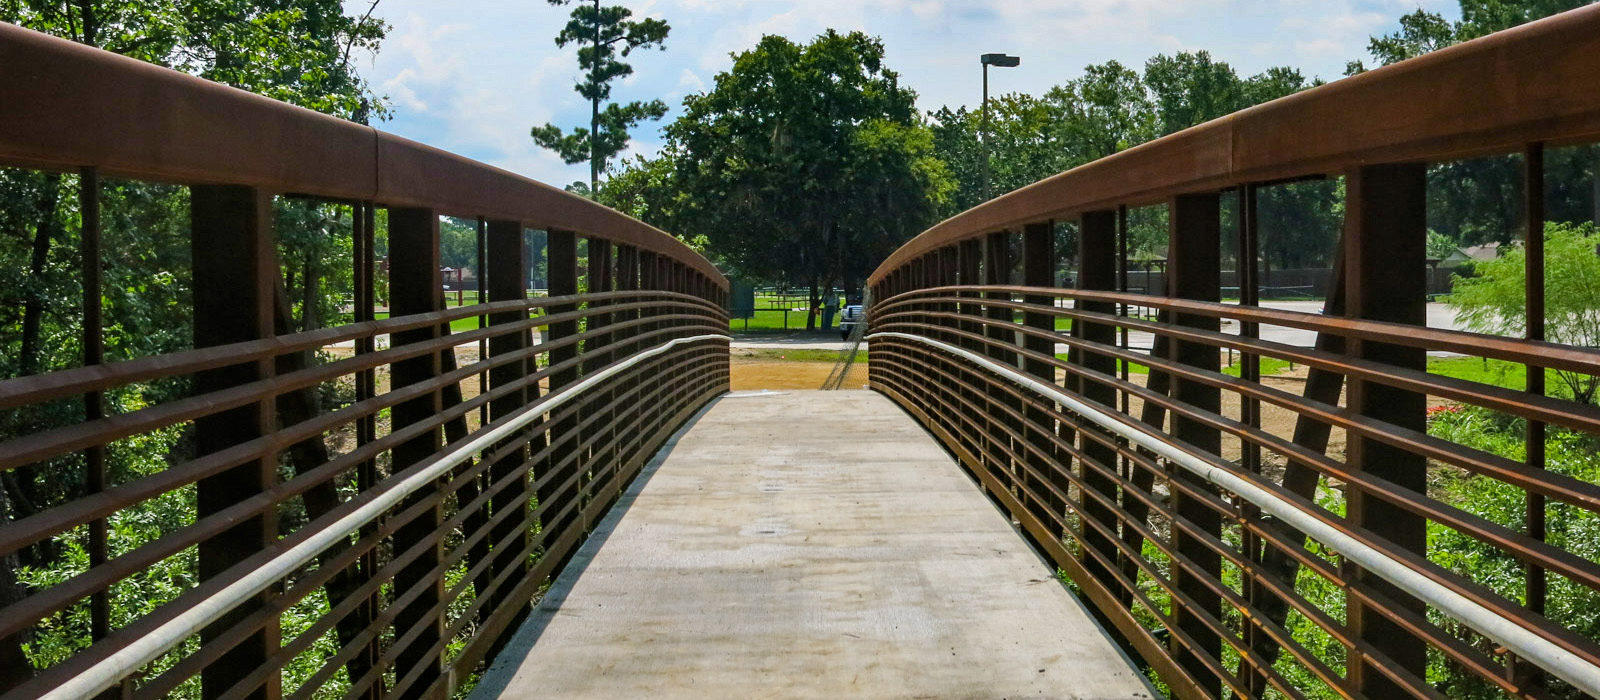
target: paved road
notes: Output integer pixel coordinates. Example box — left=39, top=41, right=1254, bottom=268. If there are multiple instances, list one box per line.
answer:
left=730, top=332, right=861, bottom=351
left=473, top=391, right=1152, bottom=699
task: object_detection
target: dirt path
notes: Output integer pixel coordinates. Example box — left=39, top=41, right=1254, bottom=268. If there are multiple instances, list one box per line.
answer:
left=730, top=360, right=867, bottom=390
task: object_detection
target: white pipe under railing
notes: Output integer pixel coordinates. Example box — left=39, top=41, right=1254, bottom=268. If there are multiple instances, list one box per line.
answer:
left=38, top=333, right=730, bottom=700
left=868, top=331, right=1600, bottom=697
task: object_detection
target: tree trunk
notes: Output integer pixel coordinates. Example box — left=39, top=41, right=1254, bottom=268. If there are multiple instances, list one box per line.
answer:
left=589, top=0, right=601, bottom=196
left=805, top=280, right=819, bottom=331
left=17, top=175, right=63, bottom=378
left=1592, top=156, right=1599, bottom=226
left=0, top=484, right=30, bottom=692
left=301, top=251, right=319, bottom=331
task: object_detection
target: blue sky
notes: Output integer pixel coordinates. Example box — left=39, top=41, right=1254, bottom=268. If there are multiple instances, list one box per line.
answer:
left=349, top=0, right=1458, bottom=189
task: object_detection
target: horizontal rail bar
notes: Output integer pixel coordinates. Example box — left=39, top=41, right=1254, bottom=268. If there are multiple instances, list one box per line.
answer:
left=33, top=333, right=730, bottom=700
left=868, top=5, right=1600, bottom=283
left=869, top=331, right=1600, bottom=697
left=0, top=23, right=724, bottom=285
left=0, top=290, right=721, bottom=410
left=878, top=285, right=1600, bottom=376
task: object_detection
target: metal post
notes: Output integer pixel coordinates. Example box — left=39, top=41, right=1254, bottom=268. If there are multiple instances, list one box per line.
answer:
left=957, top=239, right=985, bottom=462
left=1168, top=193, right=1223, bottom=693
left=1525, top=142, right=1548, bottom=625
left=1117, top=205, right=1129, bottom=415
left=1078, top=211, right=1121, bottom=591
left=190, top=185, right=278, bottom=700
left=78, top=167, right=108, bottom=646
left=1342, top=164, right=1428, bottom=696
left=486, top=219, right=532, bottom=612
left=615, top=245, right=641, bottom=472
left=545, top=230, right=580, bottom=539
left=983, top=231, right=1017, bottom=495
left=353, top=201, right=381, bottom=697
left=1237, top=183, right=1272, bottom=695
left=585, top=238, right=616, bottom=516
left=386, top=207, right=444, bottom=699
left=1020, top=222, right=1066, bottom=536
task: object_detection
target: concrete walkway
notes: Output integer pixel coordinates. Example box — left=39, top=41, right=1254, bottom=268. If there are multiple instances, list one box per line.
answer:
left=474, top=390, right=1152, bottom=700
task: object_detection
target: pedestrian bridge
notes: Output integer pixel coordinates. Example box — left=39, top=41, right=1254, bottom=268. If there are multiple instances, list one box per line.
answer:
left=5, top=8, right=1600, bottom=700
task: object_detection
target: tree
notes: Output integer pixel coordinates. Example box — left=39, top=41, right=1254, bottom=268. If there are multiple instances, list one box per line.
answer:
left=664, top=31, right=951, bottom=327
left=1143, top=51, right=1245, bottom=136
left=531, top=0, right=669, bottom=195
left=1047, top=60, right=1156, bottom=164
left=1450, top=222, right=1600, bottom=403
left=1457, top=0, right=1596, bottom=38
left=1366, top=9, right=1461, bottom=66
left=927, top=95, right=1067, bottom=218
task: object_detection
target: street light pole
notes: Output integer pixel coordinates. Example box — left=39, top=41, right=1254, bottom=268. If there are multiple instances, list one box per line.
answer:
left=981, top=61, right=990, bottom=202
left=979, top=53, right=1020, bottom=203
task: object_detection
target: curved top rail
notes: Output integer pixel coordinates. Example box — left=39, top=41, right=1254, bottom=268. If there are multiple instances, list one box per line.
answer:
left=0, top=22, right=725, bottom=286
left=869, top=5, right=1600, bottom=285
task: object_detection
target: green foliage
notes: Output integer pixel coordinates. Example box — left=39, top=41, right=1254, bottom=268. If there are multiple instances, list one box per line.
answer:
left=1257, top=179, right=1344, bottom=274
left=1367, top=9, right=1462, bottom=65
left=532, top=0, right=671, bottom=193
left=440, top=217, right=479, bottom=271
left=1449, top=222, right=1600, bottom=402
left=1143, top=51, right=1245, bottom=136
left=1360, top=1, right=1594, bottom=68
left=1426, top=405, right=1600, bottom=698
left=1, top=1, right=389, bottom=121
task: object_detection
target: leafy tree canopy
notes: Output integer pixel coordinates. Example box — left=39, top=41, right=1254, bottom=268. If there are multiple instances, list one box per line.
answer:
left=1450, top=222, right=1600, bottom=403
left=659, top=30, right=950, bottom=323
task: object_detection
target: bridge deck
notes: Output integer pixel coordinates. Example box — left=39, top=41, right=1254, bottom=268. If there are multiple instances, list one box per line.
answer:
left=473, top=390, right=1151, bottom=699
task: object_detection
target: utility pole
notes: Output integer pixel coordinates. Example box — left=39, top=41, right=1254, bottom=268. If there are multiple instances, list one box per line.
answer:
left=979, top=53, right=1020, bottom=202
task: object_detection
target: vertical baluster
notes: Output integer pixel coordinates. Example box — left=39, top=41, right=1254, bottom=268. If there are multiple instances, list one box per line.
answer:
left=191, top=185, right=278, bottom=700
left=386, top=207, right=445, bottom=699
left=1237, top=183, right=1274, bottom=696
left=1524, top=143, right=1548, bottom=654
left=1343, top=164, right=1428, bottom=696
left=477, top=217, right=489, bottom=429
left=78, top=168, right=109, bottom=647
left=1077, top=211, right=1122, bottom=599
left=1021, top=222, right=1063, bottom=536
left=1167, top=192, right=1223, bottom=694
left=545, top=229, right=581, bottom=544
left=584, top=238, right=615, bottom=520
left=614, top=245, right=640, bottom=473
left=353, top=201, right=381, bottom=698
left=485, top=219, right=532, bottom=615
left=983, top=231, right=1014, bottom=493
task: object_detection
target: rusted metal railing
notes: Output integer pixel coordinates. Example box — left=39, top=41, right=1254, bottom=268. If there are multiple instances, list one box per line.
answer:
left=868, top=7, right=1600, bottom=699
left=0, top=22, right=729, bottom=699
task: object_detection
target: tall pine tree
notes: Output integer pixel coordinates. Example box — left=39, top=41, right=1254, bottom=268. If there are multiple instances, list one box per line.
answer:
left=532, top=0, right=669, bottom=195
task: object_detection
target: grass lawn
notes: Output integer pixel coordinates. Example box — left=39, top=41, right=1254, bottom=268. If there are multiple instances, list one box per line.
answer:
left=1427, top=355, right=1572, bottom=394
left=731, top=308, right=835, bottom=332
left=735, top=348, right=856, bottom=363
left=374, top=311, right=483, bottom=333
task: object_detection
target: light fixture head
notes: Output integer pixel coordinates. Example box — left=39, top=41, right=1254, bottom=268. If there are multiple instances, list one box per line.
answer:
left=980, top=53, right=1020, bottom=67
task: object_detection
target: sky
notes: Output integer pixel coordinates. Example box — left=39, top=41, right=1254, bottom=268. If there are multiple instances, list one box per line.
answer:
left=348, top=0, right=1459, bottom=189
